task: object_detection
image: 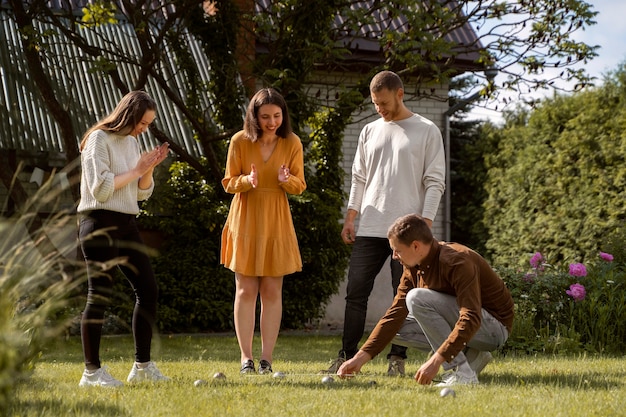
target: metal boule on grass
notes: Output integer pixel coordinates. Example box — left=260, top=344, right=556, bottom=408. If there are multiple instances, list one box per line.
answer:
left=213, top=372, right=227, bottom=380
left=321, top=376, right=334, bottom=385
left=194, top=379, right=207, bottom=387
left=439, top=387, right=456, bottom=397
left=272, top=371, right=286, bottom=379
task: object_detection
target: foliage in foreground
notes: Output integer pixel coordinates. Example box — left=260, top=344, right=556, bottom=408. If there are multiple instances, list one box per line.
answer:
left=8, top=335, right=626, bottom=417
left=0, top=180, right=84, bottom=414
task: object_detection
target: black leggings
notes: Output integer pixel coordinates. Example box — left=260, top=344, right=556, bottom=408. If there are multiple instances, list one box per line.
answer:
left=78, top=210, right=158, bottom=368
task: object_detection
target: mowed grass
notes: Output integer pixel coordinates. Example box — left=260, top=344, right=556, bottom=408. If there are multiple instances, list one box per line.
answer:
left=10, top=333, right=626, bottom=417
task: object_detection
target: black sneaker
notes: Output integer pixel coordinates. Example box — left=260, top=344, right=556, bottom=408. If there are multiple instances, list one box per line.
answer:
left=319, top=356, right=346, bottom=374
left=387, top=355, right=406, bottom=376
left=240, top=359, right=255, bottom=374
left=258, top=360, right=273, bottom=375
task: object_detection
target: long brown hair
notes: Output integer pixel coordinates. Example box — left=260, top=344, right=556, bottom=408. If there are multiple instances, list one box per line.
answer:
left=243, top=88, right=292, bottom=141
left=80, top=91, right=157, bottom=150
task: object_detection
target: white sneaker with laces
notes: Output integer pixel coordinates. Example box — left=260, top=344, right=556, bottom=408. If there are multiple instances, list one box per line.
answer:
left=79, top=366, right=123, bottom=387
left=127, top=361, right=171, bottom=383
left=435, top=361, right=478, bottom=387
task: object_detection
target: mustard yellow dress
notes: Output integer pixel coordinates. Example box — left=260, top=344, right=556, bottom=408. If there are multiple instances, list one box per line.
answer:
left=220, top=131, right=307, bottom=277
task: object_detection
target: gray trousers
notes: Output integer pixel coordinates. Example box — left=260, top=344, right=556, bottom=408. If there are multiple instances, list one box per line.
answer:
left=392, top=288, right=509, bottom=371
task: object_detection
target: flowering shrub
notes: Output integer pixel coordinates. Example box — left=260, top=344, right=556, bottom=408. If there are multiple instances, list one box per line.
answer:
left=566, top=283, right=586, bottom=302
left=500, top=250, right=626, bottom=355
left=600, top=252, right=614, bottom=262
left=568, top=263, right=587, bottom=277
left=530, top=252, right=544, bottom=270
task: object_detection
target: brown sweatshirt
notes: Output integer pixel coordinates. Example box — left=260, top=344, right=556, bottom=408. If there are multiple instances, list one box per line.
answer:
left=361, top=240, right=514, bottom=363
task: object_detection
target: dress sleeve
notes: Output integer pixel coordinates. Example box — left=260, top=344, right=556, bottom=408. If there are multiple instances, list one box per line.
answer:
left=221, top=134, right=254, bottom=194
left=279, top=134, right=306, bottom=195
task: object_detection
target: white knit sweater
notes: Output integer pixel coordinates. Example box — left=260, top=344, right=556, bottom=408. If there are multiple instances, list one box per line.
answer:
left=348, top=113, right=446, bottom=238
left=77, top=130, right=154, bottom=215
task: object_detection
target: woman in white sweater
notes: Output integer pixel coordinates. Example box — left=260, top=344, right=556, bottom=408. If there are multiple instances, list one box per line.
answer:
left=76, top=91, right=170, bottom=387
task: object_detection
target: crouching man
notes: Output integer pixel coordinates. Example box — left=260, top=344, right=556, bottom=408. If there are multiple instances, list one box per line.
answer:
left=337, top=214, right=514, bottom=386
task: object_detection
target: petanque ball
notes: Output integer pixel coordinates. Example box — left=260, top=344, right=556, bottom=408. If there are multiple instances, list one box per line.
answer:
left=194, top=379, right=207, bottom=387
left=272, top=371, right=286, bottom=379
left=440, top=387, right=456, bottom=398
left=321, top=376, right=334, bottom=384
left=213, top=372, right=227, bottom=380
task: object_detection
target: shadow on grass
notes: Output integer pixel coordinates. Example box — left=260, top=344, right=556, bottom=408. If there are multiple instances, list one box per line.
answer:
left=10, top=397, right=129, bottom=417
left=204, top=377, right=383, bottom=390
left=483, top=369, right=626, bottom=390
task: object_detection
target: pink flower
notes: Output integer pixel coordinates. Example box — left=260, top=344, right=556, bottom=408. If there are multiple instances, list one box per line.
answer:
left=600, top=252, right=614, bottom=262
left=530, top=252, right=544, bottom=269
left=568, top=263, right=587, bottom=277
left=566, top=283, right=586, bottom=302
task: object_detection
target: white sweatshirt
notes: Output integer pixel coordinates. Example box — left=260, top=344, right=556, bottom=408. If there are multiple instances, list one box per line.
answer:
left=347, top=113, right=446, bottom=238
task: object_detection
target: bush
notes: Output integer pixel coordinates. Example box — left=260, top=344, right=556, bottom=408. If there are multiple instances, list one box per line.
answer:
left=120, top=156, right=349, bottom=333
left=500, top=249, right=626, bottom=355
left=117, top=159, right=235, bottom=333
left=0, top=181, right=83, bottom=412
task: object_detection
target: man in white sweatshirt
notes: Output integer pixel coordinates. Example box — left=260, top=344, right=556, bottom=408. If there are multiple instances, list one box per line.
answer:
left=323, top=70, right=446, bottom=375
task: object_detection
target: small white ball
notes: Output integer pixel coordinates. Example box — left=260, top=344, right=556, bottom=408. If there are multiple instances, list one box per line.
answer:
left=440, top=387, right=456, bottom=398
left=194, top=379, right=207, bottom=387
left=321, top=376, right=334, bottom=384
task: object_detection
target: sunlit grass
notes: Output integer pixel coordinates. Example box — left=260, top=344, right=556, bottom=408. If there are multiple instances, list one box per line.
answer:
left=10, top=334, right=626, bottom=416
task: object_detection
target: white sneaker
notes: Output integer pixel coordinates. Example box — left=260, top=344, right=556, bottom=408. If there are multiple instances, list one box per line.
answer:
left=468, top=350, right=493, bottom=375
left=79, top=366, right=123, bottom=387
left=127, top=361, right=171, bottom=383
left=435, top=361, right=478, bottom=387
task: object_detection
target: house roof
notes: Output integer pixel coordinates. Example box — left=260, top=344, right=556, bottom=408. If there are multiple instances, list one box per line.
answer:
left=256, top=0, right=483, bottom=72
left=0, top=4, right=208, bottom=158
left=0, top=1, right=482, bottom=158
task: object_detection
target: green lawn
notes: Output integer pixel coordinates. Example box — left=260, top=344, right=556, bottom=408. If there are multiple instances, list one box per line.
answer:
left=10, top=333, right=626, bottom=416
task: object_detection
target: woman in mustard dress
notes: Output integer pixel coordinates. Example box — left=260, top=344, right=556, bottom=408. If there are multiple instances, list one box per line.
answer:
left=221, top=88, right=306, bottom=375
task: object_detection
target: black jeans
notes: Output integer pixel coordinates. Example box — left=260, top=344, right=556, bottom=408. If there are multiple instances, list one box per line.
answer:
left=78, top=210, right=158, bottom=368
left=340, top=236, right=407, bottom=360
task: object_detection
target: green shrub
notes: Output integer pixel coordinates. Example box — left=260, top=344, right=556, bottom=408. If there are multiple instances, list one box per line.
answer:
left=0, top=181, right=83, bottom=412
left=119, top=155, right=349, bottom=333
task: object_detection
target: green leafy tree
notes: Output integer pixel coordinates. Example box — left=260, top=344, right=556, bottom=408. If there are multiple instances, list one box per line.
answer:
left=2, top=0, right=603, bottom=333
left=483, top=64, right=626, bottom=267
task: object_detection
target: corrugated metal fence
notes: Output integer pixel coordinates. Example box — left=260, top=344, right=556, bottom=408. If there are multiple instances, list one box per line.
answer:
left=0, top=6, right=212, bottom=158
